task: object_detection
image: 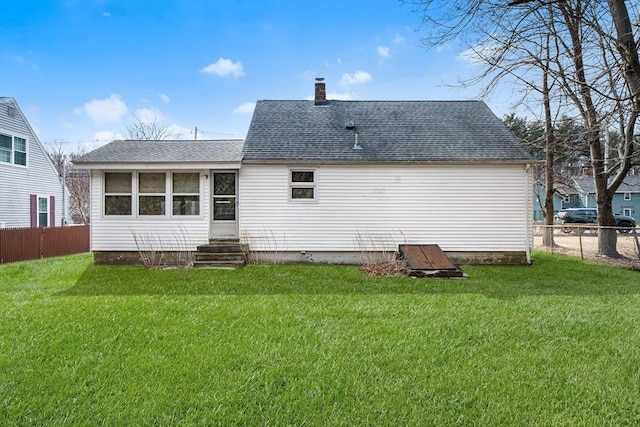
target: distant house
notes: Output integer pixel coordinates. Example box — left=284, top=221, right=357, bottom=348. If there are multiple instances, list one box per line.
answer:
left=532, top=182, right=581, bottom=221
left=572, top=175, right=640, bottom=218
left=0, top=97, right=65, bottom=228
left=74, top=79, right=534, bottom=265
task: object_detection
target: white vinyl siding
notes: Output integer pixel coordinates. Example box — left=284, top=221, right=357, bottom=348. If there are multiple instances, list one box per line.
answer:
left=239, top=164, right=532, bottom=253
left=0, top=98, right=65, bottom=228
left=89, top=169, right=209, bottom=251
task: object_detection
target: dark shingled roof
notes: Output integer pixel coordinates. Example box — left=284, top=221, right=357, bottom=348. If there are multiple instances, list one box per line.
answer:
left=73, top=139, right=244, bottom=164
left=243, top=100, right=532, bottom=163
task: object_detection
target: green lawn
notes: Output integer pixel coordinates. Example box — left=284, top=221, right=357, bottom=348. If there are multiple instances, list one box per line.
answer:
left=1, top=252, right=639, bottom=426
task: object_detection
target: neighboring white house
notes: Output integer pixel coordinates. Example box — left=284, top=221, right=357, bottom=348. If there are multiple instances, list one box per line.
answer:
left=0, top=97, right=65, bottom=228
left=74, top=79, right=534, bottom=265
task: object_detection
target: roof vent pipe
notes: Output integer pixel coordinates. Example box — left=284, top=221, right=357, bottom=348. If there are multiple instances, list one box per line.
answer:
left=353, top=132, right=363, bottom=150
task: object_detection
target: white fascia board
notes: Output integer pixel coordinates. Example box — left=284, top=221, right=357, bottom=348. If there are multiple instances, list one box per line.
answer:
left=74, top=162, right=242, bottom=170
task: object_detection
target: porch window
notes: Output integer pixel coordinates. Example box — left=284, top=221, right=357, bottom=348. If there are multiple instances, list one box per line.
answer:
left=290, top=170, right=315, bottom=201
left=104, top=172, right=132, bottom=215
left=172, top=173, right=200, bottom=215
left=624, top=192, right=631, bottom=201
left=138, top=172, right=166, bottom=215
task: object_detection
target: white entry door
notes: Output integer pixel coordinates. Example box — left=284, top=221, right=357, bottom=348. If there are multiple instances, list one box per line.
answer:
left=210, top=171, right=238, bottom=239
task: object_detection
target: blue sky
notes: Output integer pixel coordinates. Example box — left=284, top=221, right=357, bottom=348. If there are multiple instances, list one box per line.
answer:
left=0, top=0, right=515, bottom=153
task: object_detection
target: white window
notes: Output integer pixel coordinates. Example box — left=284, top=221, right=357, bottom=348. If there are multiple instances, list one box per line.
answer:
left=172, top=173, right=200, bottom=215
left=104, top=172, right=132, bottom=215
left=290, top=169, right=316, bottom=201
left=0, top=133, right=27, bottom=166
left=138, top=172, right=166, bottom=216
left=104, top=171, right=201, bottom=217
left=623, top=192, right=631, bottom=201
left=623, top=208, right=632, bottom=216
left=38, top=197, right=49, bottom=227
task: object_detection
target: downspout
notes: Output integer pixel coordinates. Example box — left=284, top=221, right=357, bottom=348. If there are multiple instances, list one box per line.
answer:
left=524, top=163, right=532, bottom=264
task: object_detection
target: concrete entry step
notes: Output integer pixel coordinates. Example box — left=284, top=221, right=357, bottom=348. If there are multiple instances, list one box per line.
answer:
left=195, top=239, right=246, bottom=268
left=398, top=244, right=466, bottom=278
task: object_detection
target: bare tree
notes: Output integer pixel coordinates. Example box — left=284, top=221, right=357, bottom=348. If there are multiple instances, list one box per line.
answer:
left=125, top=113, right=172, bottom=140
left=47, top=142, right=91, bottom=224
left=404, top=0, right=640, bottom=257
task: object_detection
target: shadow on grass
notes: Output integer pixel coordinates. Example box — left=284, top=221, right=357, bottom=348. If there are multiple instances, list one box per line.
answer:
left=55, top=252, right=640, bottom=299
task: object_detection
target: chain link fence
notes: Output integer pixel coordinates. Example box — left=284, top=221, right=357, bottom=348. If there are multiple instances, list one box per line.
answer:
left=534, top=223, right=640, bottom=261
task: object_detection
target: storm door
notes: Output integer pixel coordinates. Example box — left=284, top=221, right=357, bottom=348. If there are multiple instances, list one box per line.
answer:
left=210, top=171, right=238, bottom=239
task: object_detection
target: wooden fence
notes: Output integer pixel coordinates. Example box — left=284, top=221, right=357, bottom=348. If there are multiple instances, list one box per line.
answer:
left=0, top=225, right=90, bottom=264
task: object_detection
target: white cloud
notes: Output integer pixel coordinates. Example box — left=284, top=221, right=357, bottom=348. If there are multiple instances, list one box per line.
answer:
left=134, top=108, right=166, bottom=124
left=340, top=71, right=373, bottom=87
left=393, top=34, right=405, bottom=44
left=167, top=124, right=193, bottom=139
left=377, top=46, right=391, bottom=59
left=200, top=57, right=245, bottom=78
left=458, top=41, right=502, bottom=64
left=436, top=42, right=452, bottom=53
left=93, top=130, right=123, bottom=143
left=159, top=94, right=170, bottom=103
left=328, top=91, right=353, bottom=100
left=84, top=94, right=128, bottom=124
left=233, top=102, right=255, bottom=114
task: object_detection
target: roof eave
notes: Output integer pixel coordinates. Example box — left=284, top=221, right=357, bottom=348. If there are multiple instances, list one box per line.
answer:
left=240, top=159, right=534, bottom=166
left=73, top=161, right=242, bottom=170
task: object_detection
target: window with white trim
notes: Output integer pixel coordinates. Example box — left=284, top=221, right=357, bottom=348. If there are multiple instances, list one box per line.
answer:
left=290, top=169, right=315, bottom=201
left=172, top=173, right=200, bottom=215
left=623, top=208, right=632, bottom=216
left=0, top=133, right=27, bottom=166
left=38, top=197, right=48, bottom=227
left=623, top=192, right=631, bottom=201
left=104, top=171, right=201, bottom=217
left=104, top=172, right=132, bottom=215
left=138, top=172, right=166, bottom=215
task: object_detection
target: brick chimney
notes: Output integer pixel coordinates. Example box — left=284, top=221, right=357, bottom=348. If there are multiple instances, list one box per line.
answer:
left=314, top=77, right=327, bottom=105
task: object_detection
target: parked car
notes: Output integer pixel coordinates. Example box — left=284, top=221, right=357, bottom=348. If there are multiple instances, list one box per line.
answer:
left=554, top=208, right=637, bottom=233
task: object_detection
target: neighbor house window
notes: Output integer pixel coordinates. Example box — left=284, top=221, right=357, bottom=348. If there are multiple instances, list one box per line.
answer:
left=172, top=173, right=200, bottom=215
left=623, top=208, right=632, bottom=216
left=290, top=170, right=315, bottom=200
left=38, top=197, right=48, bottom=227
left=623, top=192, right=631, bottom=201
left=138, top=172, right=166, bottom=215
left=0, top=133, right=27, bottom=166
left=104, top=172, right=132, bottom=215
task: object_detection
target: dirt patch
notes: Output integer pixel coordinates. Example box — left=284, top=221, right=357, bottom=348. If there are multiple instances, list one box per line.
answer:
left=534, top=232, right=640, bottom=270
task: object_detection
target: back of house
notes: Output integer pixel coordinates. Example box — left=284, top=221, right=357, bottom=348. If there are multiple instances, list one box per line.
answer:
left=75, top=79, right=533, bottom=265
left=240, top=79, right=534, bottom=265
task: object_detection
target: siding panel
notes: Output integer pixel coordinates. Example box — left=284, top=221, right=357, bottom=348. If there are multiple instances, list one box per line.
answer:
left=239, top=164, right=531, bottom=252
